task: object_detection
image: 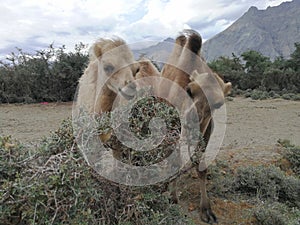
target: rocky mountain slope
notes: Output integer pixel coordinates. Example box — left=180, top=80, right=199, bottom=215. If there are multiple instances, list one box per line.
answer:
left=202, top=0, right=300, bottom=61
left=132, top=38, right=174, bottom=67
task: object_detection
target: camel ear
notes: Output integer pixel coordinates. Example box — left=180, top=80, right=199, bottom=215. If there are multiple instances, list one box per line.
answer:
left=190, top=70, right=209, bottom=84
left=190, top=70, right=198, bottom=81
left=93, top=43, right=102, bottom=58
left=140, top=60, right=153, bottom=74
left=136, top=59, right=159, bottom=78
left=175, top=35, right=187, bottom=47
left=224, top=82, right=232, bottom=96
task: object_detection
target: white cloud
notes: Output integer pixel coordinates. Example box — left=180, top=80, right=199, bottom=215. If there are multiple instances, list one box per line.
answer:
left=0, top=0, right=293, bottom=58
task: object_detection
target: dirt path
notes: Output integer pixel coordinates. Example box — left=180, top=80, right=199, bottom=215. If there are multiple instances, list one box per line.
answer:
left=1, top=97, right=299, bottom=147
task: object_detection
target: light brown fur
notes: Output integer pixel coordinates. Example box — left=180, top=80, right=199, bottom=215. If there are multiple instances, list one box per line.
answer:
left=76, top=38, right=160, bottom=157
left=76, top=38, right=139, bottom=115
left=161, top=29, right=232, bottom=224
left=135, top=58, right=160, bottom=79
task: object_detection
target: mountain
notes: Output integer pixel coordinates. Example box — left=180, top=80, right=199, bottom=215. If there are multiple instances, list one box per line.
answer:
left=132, top=38, right=174, bottom=68
left=202, top=0, right=300, bottom=61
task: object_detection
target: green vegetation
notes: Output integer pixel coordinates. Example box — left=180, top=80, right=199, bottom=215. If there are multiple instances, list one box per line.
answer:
left=0, top=119, right=193, bottom=225
left=209, top=43, right=300, bottom=100
left=0, top=95, right=199, bottom=224
left=254, top=202, right=300, bottom=225
left=277, top=139, right=300, bottom=176
left=208, top=141, right=300, bottom=225
left=0, top=44, right=88, bottom=103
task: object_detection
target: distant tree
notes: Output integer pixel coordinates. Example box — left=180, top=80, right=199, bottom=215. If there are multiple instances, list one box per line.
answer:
left=209, top=45, right=300, bottom=94
left=240, top=50, right=271, bottom=90
left=0, top=43, right=88, bottom=103
left=272, top=56, right=287, bottom=70
left=208, top=53, right=244, bottom=89
left=51, top=43, right=88, bottom=101
left=263, top=43, right=300, bottom=93
left=287, top=42, right=300, bottom=71
left=262, top=68, right=285, bottom=92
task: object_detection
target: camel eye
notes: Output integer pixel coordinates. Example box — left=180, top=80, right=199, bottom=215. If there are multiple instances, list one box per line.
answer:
left=104, top=64, right=114, bottom=75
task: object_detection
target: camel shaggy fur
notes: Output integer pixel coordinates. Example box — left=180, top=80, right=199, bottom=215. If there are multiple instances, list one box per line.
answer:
left=76, top=37, right=161, bottom=157
left=76, top=38, right=161, bottom=115
left=76, top=38, right=139, bottom=115
left=161, top=30, right=232, bottom=224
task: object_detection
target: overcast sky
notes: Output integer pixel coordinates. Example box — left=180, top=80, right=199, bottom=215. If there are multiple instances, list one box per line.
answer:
left=0, top=0, right=292, bottom=58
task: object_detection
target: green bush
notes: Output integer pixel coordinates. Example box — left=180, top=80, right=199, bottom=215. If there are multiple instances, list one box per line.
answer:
left=282, top=93, right=295, bottom=100
left=208, top=157, right=300, bottom=204
left=208, top=160, right=236, bottom=198
left=250, top=90, right=270, bottom=100
left=254, top=202, right=300, bottom=225
left=268, top=90, right=281, bottom=99
left=0, top=44, right=88, bottom=103
left=244, top=89, right=252, bottom=98
left=229, top=88, right=245, bottom=97
left=292, top=94, right=300, bottom=101
left=234, top=165, right=300, bottom=207
left=278, top=140, right=300, bottom=176
left=209, top=43, right=300, bottom=96
left=285, top=147, right=300, bottom=176
left=208, top=157, right=300, bottom=224
left=0, top=136, right=29, bottom=183
left=285, top=93, right=300, bottom=101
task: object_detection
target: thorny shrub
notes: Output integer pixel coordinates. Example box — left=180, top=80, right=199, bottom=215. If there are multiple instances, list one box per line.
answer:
left=1, top=99, right=196, bottom=224
left=208, top=141, right=300, bottom=225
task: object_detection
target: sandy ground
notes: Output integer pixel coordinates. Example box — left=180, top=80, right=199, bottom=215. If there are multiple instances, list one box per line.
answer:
left=0, top=102, right=74, bottom=143
left=223, top=97, right=300, bottom=148
left=1, top=97, right=299, bottom=147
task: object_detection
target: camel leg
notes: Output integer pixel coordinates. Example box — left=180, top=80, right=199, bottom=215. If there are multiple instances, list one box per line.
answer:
left=169, top=150, right=181, bottom=203
left=169, top=179, right=179, bottom=203
left=197, top=169, right=217, bottom=224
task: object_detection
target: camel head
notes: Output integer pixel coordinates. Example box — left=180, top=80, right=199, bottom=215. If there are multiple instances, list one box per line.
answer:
left=92, top=38, right=139, bottom=100
left=186, top=70, right=232, bottom=134
left=135, top=58, right=160, bottom=79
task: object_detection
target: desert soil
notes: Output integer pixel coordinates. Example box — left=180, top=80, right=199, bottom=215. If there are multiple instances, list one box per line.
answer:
left=0, top=97, right=299, bottom=224
left=1, top=97, right=299, bottom=147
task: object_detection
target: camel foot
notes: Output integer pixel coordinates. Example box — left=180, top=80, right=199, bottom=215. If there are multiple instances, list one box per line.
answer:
left=200, top=204, right=217, bottom=224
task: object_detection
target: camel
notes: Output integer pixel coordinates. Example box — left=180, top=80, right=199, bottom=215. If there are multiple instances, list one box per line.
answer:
left=161, top=30, right=232, bottom=224
left=75, top=37, right=161, bottom=159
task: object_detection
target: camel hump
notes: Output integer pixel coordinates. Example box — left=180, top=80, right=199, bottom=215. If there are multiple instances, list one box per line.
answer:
left=180, top=29, right=202, bottom=55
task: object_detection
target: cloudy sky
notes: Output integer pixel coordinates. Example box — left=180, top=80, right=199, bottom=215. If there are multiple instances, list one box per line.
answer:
left=0, top=0, right=292, bottom=58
